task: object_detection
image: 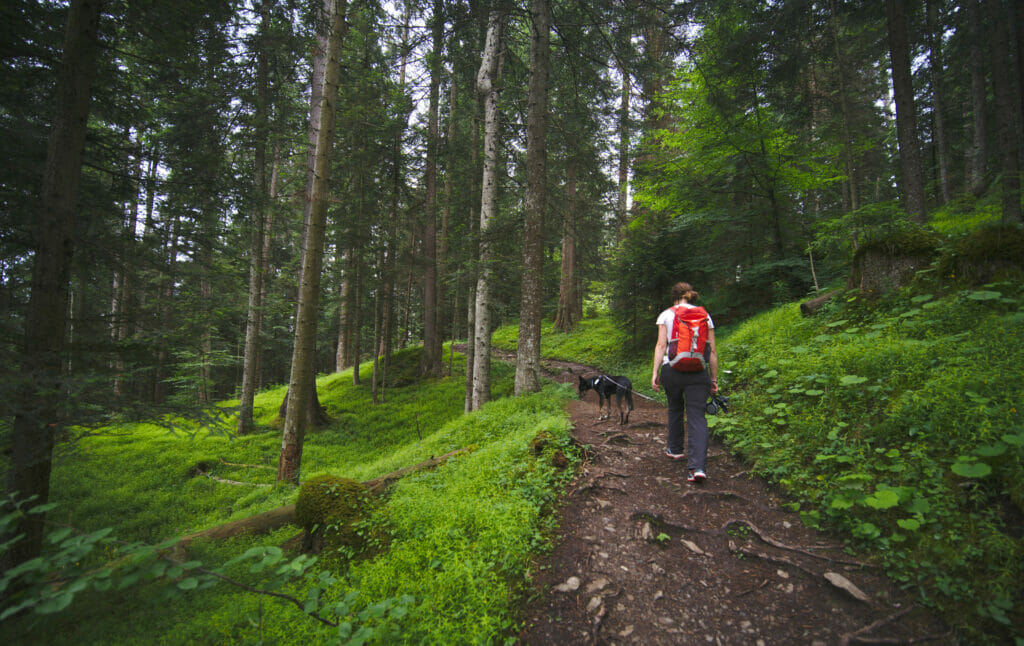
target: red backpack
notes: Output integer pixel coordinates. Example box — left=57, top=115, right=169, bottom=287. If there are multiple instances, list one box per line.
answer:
left=667, top=305, right=710, bottom=372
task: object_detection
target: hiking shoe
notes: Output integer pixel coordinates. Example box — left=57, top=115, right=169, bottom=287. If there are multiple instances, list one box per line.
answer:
left=687, top=469, right=707, bottom=483
left=664, top=447, right=685, bottom=460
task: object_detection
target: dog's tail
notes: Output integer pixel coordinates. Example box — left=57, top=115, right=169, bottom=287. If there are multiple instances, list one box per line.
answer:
left=625, top=388, right=634, bottom=411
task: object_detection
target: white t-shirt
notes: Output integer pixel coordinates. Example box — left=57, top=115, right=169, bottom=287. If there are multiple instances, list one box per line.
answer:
left=657, top=303, right=714, bottom=365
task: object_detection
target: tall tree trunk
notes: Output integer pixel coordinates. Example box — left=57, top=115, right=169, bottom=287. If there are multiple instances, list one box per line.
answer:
left=4, top=0, right=102, bottom=571
left=278, top=0, right=347, bottom=484
left=238, top=0, right=274, bottom=435
left=514, top=0, right=550, bottom=396
left=441, top=74, right=455, bottom=371
left=886, top=0, right=928, bottom=222
left=830, top=0, right=859, bottom=212
left=1017, top=0, right=1024, bottom=139
left=154, top=214, right=179, bottom=404
left=926, top=0, right=952, bottom=204
left=198, top=217, right=214, bottom=404
left=617, top=62, right=631, bottom=235
left=464, top=97, right=482, bottom=413
left=420, top=0, right=444, bottom=377
left=966, top=0, right=989, bottom=196
left=112, top=130, right=142, bottom=397
left=553, top=160, right=578, bottom=333
left=987, top=0, right=1023, bottom=223
left=335, top=247, right=349, bottom=372
left=471, top=10, right=504, bottom=411
left=254, top=148, right=277, bottom=390
left=371, top=252, right=384, bottom=405
left=350, top=256, right=362, bottom=384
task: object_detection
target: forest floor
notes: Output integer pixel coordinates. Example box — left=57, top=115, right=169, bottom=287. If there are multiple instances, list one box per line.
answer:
left=503, top=352, right=955, bottom=646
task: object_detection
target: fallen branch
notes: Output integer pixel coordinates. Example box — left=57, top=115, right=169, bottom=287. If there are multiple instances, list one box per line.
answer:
left=219, top=457, right=275, bottom=470
left=362, top=447, right=473, bottom=495
left=203, top=474, right=272, bottom=487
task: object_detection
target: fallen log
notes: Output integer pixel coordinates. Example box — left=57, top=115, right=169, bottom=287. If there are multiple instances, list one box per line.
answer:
left=174, top=447, right=472, bottom=553
left=800, top=289, right=839, bottom=317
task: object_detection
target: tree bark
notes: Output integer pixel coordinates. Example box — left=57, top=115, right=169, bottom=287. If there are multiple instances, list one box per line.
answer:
left=471, top=10, right=504, bottom=411
left=278, top=0, right=348, bottom=484
left=965, top=0, right=989, bottom=196
left=617, top=61, right=631, bottom=235
left=886, top=0, right=928, bottom=222
left=420, top=0, right=444, bottom=377
left=987, top=0, right=1022, bottom=223
left=254, top=147, right=278, bottom=391
left=3, top=0, right=102, bottom=571
left=925, top=0, right=952, bottom=204
left=830, top=0, right=859, bottom=212
left=554, top=160, right=579, bottom=333
left=238, top=0, right=274, bottom=435
left=464, top=93, right=482, bottom=413
left=514, top=0, right=550, bottom=396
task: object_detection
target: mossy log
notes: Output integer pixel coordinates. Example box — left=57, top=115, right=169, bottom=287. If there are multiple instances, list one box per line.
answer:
left=174, top=447, right=471, bottom=553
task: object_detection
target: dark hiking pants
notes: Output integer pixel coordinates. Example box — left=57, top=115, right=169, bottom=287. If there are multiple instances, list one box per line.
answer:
left=660, top=363, right=711, bottom=472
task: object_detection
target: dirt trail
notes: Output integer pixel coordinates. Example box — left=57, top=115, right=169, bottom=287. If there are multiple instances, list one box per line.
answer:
left=511, top=354, right=953, bottom=646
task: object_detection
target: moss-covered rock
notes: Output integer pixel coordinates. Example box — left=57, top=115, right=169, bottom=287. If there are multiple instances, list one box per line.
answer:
left=295, top=475, right=373, bottom=554
left=850, top=228, right=940, bottom=297
left=937, top=224, right=1024, bottom=286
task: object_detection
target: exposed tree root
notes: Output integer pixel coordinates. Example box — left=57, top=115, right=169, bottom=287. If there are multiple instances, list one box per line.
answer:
left=629, top=511, right=702, bottom=535
left=599, top=432, right=638, bottom=446
left=573, top=483, right=628, bottom=497
left=731, top=543, right=822, bottom=580
left=680, top=490, right=754, bottom=505
left=723, top=519, right=866, bottom=567
left=839, top=606, right=950, bottom=645
left=736, top=578, right=770, bottom=597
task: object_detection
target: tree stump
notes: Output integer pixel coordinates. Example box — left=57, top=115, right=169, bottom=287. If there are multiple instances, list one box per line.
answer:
left=850, top=230, right=938, bottom=297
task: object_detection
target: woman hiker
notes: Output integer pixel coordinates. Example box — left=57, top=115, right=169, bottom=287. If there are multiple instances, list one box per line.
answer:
left=651, top=282, right=719, bottom=483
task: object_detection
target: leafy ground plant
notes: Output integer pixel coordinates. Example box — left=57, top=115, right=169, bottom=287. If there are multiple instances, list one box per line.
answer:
left=712, top=284, right=1024, bottom=643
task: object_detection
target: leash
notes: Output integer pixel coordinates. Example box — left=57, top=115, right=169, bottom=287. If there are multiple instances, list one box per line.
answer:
left=596, top=375, right=662, bottom=403
left=596, top=371, right=730, bottom=404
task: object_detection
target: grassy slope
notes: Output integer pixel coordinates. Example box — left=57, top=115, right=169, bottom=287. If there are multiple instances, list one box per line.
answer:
left=714, top=284, right=1024, bottom=642
left=3, top=347, right=580, bottom=645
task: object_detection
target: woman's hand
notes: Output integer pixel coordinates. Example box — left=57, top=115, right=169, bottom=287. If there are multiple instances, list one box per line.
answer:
left=651, top=374, right=660, bottom=392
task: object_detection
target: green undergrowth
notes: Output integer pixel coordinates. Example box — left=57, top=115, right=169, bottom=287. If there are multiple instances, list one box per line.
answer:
left=492, top=318, right=661, bottom=403
left=496, top=285, right=1023, bottom=642
left=713, top=284, right=1024, bottom=643
left=3, top=346, right=580, bottom=645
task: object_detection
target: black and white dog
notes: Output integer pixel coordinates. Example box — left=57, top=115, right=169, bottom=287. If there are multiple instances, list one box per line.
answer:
left=578, top=375, right=634, bottom=425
